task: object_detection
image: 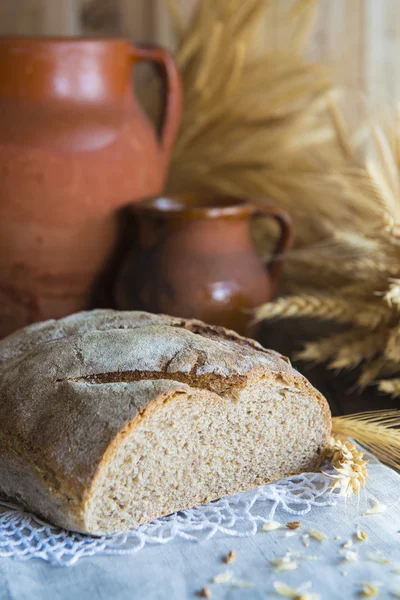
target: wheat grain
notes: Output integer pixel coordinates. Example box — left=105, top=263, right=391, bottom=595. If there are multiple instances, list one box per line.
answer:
left=378, top=378, right=400, bottom=397
left=384, top=279, right=400, bottom=307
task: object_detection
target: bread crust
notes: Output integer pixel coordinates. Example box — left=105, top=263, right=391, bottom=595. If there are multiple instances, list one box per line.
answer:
left=0, top=310, right=331, bottom=533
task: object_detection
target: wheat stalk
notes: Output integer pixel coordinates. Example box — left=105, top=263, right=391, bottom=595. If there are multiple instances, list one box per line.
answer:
left=332, top=411, right=400, bottom=469
left=254, top=295, right=393, bottom=330
left=298, top=330, right=387, bottom=371
left=297, top=331, right=360, bottom=365
left=165, top=0, right=338, bottom=251
left=255, top=102, right=400, bottom=397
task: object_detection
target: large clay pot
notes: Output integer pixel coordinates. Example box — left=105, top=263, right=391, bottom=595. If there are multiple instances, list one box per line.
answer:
left=115, top=196, right=295, bottom=335
left=0, top=37, right=182, bottom=338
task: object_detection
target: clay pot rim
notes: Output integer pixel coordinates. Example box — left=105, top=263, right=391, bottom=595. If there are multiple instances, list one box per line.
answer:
left=132, top=195, right=255, bottom=220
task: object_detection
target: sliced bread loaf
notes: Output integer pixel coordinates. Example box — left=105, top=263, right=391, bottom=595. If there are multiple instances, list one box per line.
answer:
left=0, top=310, right=331, bottom=535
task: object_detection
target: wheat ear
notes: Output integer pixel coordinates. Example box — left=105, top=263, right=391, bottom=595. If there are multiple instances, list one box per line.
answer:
left=378, top=378, right=400, bottom=398
left=332, top=410, right=400, bottom=469
left=254, top=295, right=392, bottom=329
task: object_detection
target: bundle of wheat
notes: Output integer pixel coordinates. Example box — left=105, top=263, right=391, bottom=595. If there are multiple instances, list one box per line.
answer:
left=165, top=0, right=345, bottom=249
left=162, top=1, right=400, bottom=399
left=256, top=108, right=400, bottom=396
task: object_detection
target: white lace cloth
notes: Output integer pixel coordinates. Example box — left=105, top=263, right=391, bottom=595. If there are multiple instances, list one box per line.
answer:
left=0, top=471, right=338, bottom=567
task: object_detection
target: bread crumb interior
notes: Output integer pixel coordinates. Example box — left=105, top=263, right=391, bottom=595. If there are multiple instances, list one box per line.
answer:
left=86, top=380, right=328, bottom=535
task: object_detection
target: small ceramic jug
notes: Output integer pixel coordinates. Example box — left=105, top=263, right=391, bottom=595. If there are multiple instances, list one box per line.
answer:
left=0, top=37, right=182, bottom=338
left=115, top=196, right=294, bottom=335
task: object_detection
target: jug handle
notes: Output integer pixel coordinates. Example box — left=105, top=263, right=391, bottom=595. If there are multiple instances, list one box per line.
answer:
left=252, top=203, right=295, bottom=297
left=132, top=44, right=182, bottom=157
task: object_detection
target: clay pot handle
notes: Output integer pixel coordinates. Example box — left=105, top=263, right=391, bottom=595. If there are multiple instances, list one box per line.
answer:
left=252, top=203, right=295, bottom=297
left=132, top=44, right=182, bottom=157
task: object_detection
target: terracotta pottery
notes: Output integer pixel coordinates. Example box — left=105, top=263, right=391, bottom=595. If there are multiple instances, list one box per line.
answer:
left=115, top=196, right=295, bottom=335
left=0, top=37, right=182, bottom=338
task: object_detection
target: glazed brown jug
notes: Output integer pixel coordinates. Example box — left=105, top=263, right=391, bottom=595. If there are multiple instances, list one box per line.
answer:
left=115, top=196, right=294, bottom=335
left=0, top=37, right=182, bottom=338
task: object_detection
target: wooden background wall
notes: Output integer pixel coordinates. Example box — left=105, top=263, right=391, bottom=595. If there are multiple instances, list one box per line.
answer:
left=1, top=0, right=400, bottom=107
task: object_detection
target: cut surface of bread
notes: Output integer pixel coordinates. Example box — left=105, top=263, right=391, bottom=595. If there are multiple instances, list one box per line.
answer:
left=0, top=310, right=331, bottom=535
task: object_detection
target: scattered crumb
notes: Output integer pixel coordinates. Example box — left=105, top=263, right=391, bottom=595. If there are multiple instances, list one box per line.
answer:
left=309, top=528, right=327, bottom=542
left=341, top=570, right=348, bottom=577
left=367, top=551, right=390, bottom=565
left=363, top=503, right=387, bottom=516
left=262, top=520, right=282, bottom=531
left=300, top=554, right=321, bottom=561
left=224, top=550, right=236, bottom=564
left=335, top=536, right=342, bottom=541
left=355, top=528, right=368, bottom=542
left=285, top=531, right=297, bottom=537
left=274, top=581, right=298, bottom=598
left=271, top=555, right=298, bottom=572
left=197, top=588, right=212, bottom=598
left=302, top=534, right=310, bottom=547
left=273, top=580, right=320, bottom=599
left=392, top=566, right=400, bottom=575
left=341, top=550, right=358, bottom=562
left=342, top=539, right=353, bottom=548
left=359, top=582, right=381, bottom=597
left=230, top=578, right=254, bottom=589
left=286, top=521, right=302, bottom=530
left=212, top=570, right=233, bottom=584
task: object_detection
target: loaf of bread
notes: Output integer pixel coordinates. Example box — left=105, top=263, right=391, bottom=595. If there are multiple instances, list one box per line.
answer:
left=0, top=310, right=331, bottom=535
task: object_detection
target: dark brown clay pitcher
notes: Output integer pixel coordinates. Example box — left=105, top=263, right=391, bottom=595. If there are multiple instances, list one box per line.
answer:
left=0, top=37, right=182, bottom=338
left=115, top=196, right=294, bottom=335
